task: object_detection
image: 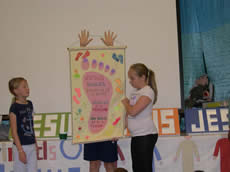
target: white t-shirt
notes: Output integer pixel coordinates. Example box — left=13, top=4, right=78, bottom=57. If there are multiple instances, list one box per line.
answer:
left=128, top=85, right=158, bottom=136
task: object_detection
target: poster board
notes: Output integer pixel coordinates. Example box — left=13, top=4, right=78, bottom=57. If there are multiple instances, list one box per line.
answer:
left=68, top=46, right=126, bottom=143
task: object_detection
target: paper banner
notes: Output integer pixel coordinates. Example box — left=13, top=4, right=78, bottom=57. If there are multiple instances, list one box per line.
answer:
left=185, top=107, right=229, bottom=134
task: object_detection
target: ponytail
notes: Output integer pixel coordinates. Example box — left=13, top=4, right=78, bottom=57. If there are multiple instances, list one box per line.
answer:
left=148, top=69, right=158, bottom=104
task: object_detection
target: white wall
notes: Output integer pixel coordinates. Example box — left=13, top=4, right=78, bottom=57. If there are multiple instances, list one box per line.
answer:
left=0, top=0, right=181, bottom=114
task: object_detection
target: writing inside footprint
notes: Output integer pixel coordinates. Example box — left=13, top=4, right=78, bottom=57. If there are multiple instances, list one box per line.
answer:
left=82, top=58, right=116, bottom=134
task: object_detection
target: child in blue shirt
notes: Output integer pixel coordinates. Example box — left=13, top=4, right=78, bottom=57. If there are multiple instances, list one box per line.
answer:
left=9, top=77, right=37, bottom=172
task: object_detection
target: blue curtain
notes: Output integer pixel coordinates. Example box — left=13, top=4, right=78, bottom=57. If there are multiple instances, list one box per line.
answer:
left=180, top=0, right=230, bottom=101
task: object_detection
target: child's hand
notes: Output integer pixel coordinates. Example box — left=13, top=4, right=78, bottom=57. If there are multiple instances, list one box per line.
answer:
left=122, top=98, right=129, bottom=105
left=112, top=137, right=119, bottom=142
left=78, top=29, right=93, bottom=47
left=36, top=143, right=39, bottom=153
left=19, top=151, right=27, bottom=164
left=101, top=31, right=117, bottom=46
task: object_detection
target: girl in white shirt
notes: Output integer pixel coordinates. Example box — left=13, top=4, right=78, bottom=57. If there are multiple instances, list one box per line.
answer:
left=122, top=63, right=158, bottom=172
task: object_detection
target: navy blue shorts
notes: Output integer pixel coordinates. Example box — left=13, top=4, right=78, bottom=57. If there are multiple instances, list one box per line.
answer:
left=84, top=141, right=118, bottom=163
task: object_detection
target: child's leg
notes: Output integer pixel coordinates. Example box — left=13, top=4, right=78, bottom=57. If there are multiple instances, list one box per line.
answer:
left=104, top=162, right=116, bottom=172
left=13, top=145, right=26, bottom=172
left=24, top=144, right=37, bottom=172
left=89, top=160, right=101, bottom=172
left=131, top=134, right=158, bottom=172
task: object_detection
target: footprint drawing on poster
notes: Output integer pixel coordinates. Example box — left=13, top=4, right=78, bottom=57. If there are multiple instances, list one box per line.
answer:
left=112, top=53, right=123, bottom=64
left=81, top=58, right=116, bottom=133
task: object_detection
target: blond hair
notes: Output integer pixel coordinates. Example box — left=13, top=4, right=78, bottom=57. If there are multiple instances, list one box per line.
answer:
left=130, top=63, right=158, bottom=104
left=8, top=77, right=27, bottom=103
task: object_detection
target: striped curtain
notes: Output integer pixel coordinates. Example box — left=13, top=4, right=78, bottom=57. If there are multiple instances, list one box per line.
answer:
left=180, top=0, right=230, bottom=101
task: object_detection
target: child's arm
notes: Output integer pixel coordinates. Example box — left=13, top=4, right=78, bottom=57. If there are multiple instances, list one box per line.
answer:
left=122, top=96, right=151, bottom=116
left=125, top=113, right=128, bottom=128
left=9, top=112, right=27, bottom=164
